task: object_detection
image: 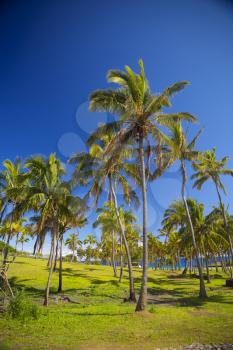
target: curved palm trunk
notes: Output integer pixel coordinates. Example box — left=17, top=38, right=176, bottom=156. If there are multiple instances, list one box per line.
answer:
left=215, top=182, right=233, bottom=278
left=181, top=160, right=207, bottom=299
left=109, top=178, right=136, bottom=302
left=44, top=222, right=58, bottom=306
left=58, top=236, right=63, bottom=293
left=136, top=133, right=148, bottom=311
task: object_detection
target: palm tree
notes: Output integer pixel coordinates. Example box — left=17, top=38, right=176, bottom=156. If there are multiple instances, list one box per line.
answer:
left=89, top=59, right=196, bottom=311
left=70, top=133, right=139, bottom=302
left=148, top=233, right=164, bottom=269
left=198, top=208, right=229, bottom=282
left=0, top=158, right=28, bottom=268
left=57, top=199, right=86, bottom=292
left=94, top=202, right=140, bottom=282
left=65, top=233, right=82, bottom=262
left=83, top=234, right=98, bottom=263
left=192, top=148, right=233, bottom=277
left=158, top=123, right=207, bottom=298
left=0, top=198, right=8, bottom=251
left=0, top=158, right=28, bottom=298
left=24, top=153, right=70, bottom=306
left=94, top=202, right=121, bottom=276
left=18, top=232, right=30, bottom=253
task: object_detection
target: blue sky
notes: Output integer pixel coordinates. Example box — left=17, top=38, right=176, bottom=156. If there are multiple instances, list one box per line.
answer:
left=1, top=0, right=233, bottom=254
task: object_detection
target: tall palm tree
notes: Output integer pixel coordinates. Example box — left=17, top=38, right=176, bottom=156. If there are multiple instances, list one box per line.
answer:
left=192, top=148, right=233, bottom=277
left=158, top=123, right=207, bottom=298
left=89, top=59, right=196, bottom=310
left=23, top=153, right=70, bottom=306
left=0, top=158, right=28, bottom=267
left=70, top=133, right=139, bottom=302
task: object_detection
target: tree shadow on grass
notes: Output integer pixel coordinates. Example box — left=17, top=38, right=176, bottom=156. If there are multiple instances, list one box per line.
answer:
left=64, top=310, right=133, bottom=317
left=8, top=276, right=44, bottom=297
left=7, top=267, right=232, bottom=308
left=147, top=283, right=233, bottom=307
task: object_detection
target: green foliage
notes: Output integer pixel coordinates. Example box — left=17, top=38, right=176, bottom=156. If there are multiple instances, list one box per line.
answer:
left=7, top=290, right=41, bottom=322
left=0, top=241, right=15, bottom=253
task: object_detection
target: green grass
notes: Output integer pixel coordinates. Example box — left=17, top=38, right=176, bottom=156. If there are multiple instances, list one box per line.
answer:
left=0, top=257, right=233, bottom=350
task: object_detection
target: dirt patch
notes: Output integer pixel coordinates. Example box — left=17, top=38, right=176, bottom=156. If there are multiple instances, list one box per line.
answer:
left=147, top=293, right=178, bottom=307
left=188, top=309, right=219, bottom=317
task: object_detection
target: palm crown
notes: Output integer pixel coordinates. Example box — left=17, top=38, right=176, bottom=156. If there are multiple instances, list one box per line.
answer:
left=192, top=148, right=233, bottom=192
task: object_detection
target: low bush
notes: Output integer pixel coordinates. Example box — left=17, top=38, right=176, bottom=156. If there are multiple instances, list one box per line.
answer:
left=7, top=290, right=41, bottom=322
left=148, top=305, right=157, bottom=313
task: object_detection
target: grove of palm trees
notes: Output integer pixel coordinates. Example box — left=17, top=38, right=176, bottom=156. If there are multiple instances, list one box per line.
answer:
left=0, top=59, right=233, bottom=349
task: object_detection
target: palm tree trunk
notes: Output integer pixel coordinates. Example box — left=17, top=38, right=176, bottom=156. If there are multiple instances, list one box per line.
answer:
left=215, top=182, right=233, bottom=278
left=108, top=176, right=118, bottom=278
left=71, top=250, right=74, bottom=262
left=182, top=257, right=187, bottom=275
left=53, top=239, right=59, bottom=271
left=12, top=233, right=19, bottom=262
left=136, top=132, right=148, bottom=311
left=2, top=232, right=11, bottom=267
left=181, top=160, right=207, bottom=298
left=204, top=253, right=211, bottom=283
left=58, top=236, right=63, bottom=293
left=44, top=222, right=57, bottom=306
left=214, top=255, right=219, bottom=272
left=111, top=230, right=118, bottom=278
left=119, top=231, right=124, bottom=283
left=109, top=177, right=136, bottom=302
left=178, top=252, right=181, bottom=271
left=2, top=206, right=15, bottom=268
left=219, top=253, right=226, bottom=273
left=47, top=239, right=53, bottom=267
left=1, top=231, right=14, bottom=298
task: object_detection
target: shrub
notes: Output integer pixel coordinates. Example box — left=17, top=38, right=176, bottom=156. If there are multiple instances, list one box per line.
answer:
left=148, top=305, right=157, bottom=313
left=7, top=290, right=41, bottom=322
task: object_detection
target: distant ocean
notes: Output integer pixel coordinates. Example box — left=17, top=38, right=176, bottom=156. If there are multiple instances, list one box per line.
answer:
left=102, top=257, right=224, bottom=269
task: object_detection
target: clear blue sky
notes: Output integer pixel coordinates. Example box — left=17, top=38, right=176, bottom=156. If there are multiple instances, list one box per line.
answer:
left=1, top=0, right=233, bottom=254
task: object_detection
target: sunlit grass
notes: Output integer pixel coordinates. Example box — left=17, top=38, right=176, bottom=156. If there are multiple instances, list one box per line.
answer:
left=0, top=256, right=233, bottom=349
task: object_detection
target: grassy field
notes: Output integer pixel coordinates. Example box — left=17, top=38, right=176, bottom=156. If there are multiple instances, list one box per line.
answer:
left=0, top=257, right=233, bottom=350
